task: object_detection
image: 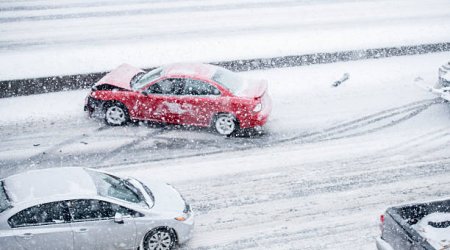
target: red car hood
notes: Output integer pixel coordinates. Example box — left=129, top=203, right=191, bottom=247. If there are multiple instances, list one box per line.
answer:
left=95, top=64, right=144, bottom=90
left=236, top=79, right=268, bottom=98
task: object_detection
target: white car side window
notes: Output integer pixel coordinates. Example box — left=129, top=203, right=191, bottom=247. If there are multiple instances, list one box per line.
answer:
left=8, top=201, right=69, bottom=228
left=69, top=199, right=138, bottom=222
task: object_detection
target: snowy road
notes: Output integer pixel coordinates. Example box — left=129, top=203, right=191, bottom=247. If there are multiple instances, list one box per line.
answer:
left=1, top=0, right=450, bottom=80
left=1, top=52, right=449, bottom=249
left=1, top=0, right=449, bottom=249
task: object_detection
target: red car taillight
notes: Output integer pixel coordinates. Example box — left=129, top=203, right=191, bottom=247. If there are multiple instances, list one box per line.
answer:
left=379, top=214, right=385, bottom=232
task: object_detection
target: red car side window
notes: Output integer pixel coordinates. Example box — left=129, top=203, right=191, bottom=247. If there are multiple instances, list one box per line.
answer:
left=183, top=79, right=220, bottom=96
left=147, top=78, right=185, bottom=95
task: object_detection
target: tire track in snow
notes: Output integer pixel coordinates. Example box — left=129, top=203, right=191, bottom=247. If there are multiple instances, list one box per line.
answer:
left=322, top=100, right=436, bottom=140
left=0, top=0, right=172, bottom=11
left=187, top=221, right=376, bottom=250
left=0, top=98, right=441, bottom=174
left=6, top=15, right=450, bottom=52
left=92, top=98, right=439, bottom=169
left=274, top=98, right=438, bottom=143
left=0, top=123, right=170, bottom=177
left=176, top=159, right=450, bottom=249
left=0, top=0, right=318, bottom=23
left=375, top=126, right=450, bottom=157
left=182, top=159, right=450, bottom=215
left=0, top=124, right=110, bottom=173
left=97, top=127, right=167, bottom=165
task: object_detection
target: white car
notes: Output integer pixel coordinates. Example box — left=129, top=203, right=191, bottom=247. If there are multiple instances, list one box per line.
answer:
left=421, top=61, right=450, bottom=102
left=438, top=60, right=450, bottom=89
left=433, top=60, right=450, bottom=101
left=0, top=167, right=194, bottom=250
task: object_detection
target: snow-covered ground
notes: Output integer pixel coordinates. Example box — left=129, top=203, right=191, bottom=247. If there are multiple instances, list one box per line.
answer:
left=1, top=0, right=450, bottom=249
left=1, top=0, right=450, bottom=80
left=1, top=52, right=449, bottom=249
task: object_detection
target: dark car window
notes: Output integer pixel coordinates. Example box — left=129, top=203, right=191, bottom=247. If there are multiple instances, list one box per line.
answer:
left=69, top=199, right=139, bottom=222
left=8, top=201, right=69, bottom=228
left=183, top=79, right=220, bottom=96
left=147, top=78, right=184, bottom=95
left=0, top=181, right=11, bottom=213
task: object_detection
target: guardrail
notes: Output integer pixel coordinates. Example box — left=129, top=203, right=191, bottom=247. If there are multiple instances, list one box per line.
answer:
left=1, top=42, right=449, bottom=98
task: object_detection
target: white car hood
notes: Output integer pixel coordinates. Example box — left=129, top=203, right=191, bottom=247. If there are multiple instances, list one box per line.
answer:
left=140, top=180, right=186, bottom=213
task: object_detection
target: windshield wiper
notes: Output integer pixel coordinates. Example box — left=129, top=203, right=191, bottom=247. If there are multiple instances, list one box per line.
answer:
left=130, top=72, right=146, bottom=88
left=122, top=178, right=150, bottom=207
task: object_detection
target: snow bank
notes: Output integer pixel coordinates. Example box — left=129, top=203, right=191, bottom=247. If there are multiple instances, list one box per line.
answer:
left=0, top=90, right=88, bottom=124
left=1, top=0, right=450, bottom=80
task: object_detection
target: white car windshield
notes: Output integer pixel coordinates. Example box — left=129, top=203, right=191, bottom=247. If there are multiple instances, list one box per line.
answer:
left=131, top=67, right=163, bottom=90
left=0, top=181, right=11, bottom=213
left=86, top=169, right=149, bottom=207
left=212, top=68, right=244, bottom=94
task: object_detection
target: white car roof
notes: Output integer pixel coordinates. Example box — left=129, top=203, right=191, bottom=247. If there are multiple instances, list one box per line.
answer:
left=3, top=167, right=97, bottom=205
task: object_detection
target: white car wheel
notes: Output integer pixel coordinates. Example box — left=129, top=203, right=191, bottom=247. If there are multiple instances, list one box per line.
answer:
left=214, top=114, right=237, bottom=136
left=105, top=104, right=128, bottom=126
left=143, top=229, right=176, bottom=250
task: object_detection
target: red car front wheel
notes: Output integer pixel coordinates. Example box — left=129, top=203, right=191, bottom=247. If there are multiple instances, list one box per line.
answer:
left=104, top=102, right=129, bottom=126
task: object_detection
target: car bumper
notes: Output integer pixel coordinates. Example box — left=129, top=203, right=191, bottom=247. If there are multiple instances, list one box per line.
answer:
left=237, top=111, right=269, bottom=129
left=174, top=212, right=195, bottom=245
left=376, top=237, right=394, bottom=250
left=238, top=102, right=272, bottom=129
left=253, top=111, right=270, bottom=127
left=84, top=96, right=105, bottom=116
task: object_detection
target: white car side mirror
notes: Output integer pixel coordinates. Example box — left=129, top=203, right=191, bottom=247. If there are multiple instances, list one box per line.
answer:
left=114, top=212, right=124, bottom=224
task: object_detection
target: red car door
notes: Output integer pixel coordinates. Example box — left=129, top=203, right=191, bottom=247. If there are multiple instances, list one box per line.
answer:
left=136, top=78, right=186, bottom=124
left=179, top=78, right=224, bottom=126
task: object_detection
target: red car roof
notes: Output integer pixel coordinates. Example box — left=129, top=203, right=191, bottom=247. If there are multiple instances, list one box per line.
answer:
left=162, top=63, right=218, bottom=79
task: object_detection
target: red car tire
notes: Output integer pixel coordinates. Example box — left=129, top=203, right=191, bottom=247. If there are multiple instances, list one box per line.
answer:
left=213, top=113, right=238, bottom=136
left=104, top=101, right=129, bottom=126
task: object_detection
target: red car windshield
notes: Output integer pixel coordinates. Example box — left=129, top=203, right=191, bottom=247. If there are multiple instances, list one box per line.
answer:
left=212, top=68, right=244, bottom=94
left=131, top=67, right=163, bottom=90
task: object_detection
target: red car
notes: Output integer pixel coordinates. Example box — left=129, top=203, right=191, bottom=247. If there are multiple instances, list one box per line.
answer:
left=85, top=63, right=272, bottom=136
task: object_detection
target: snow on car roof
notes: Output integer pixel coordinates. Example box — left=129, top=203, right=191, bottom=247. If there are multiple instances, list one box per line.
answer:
left=3, top=167, right=97, bottom=204
left=162, top=63, right=218, bottom=79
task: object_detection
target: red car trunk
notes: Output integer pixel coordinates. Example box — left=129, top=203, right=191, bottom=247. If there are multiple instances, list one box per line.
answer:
left=235, top=79, right=268, bottom=99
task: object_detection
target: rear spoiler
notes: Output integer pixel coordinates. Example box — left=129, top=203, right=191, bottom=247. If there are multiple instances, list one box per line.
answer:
left=236, top=79, right=268, bottom=98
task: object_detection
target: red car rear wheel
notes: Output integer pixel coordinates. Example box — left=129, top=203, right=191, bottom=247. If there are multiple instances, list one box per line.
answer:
left=214, top=113, right=238, bottom=136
